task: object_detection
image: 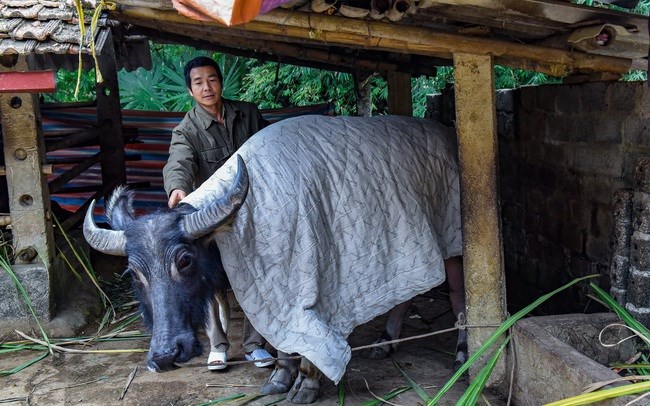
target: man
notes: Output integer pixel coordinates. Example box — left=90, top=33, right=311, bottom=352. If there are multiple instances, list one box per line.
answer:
left=163, top=56, right=271, bottom=371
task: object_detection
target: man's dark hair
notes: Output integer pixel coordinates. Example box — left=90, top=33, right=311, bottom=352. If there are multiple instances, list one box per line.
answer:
left=183, top=57, right=223, bottom=89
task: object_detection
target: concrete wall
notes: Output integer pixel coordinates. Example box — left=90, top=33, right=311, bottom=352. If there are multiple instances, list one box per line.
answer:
left=428, top=80, right=650, bottom=314
left=499, top=81, right=649, bottom=314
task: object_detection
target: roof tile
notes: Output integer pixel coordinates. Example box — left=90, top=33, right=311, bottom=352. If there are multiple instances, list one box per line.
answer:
left=13, top=19, right=61, bottom=41
left=2, top=4, right=44, bottom=19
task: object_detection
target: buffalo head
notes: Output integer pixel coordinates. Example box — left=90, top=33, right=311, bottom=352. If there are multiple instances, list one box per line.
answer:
left=83, top=156, right=248, bottom=371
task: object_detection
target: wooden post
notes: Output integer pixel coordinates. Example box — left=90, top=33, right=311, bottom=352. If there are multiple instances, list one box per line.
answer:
left=387, top=71, right=412, bottom=116
left=95, top=31, right=126, bottom=190
left=453, top=53, right=507, bottom=382
left=0, top=56, right=57, bottom=320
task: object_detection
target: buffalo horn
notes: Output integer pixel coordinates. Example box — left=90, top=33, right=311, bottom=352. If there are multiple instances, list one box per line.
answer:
left=182, top=155, right=249, bottom=239
left=83, top=200, right=127, bottom=256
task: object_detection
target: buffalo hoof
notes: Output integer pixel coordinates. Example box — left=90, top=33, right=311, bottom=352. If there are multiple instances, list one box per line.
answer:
left=453, top=350, right=468, bottom=373
left=365, top=333, right=395, bottom=360
left=286, top=373, right=320, bottom=404
left=366, top=345, right=393, bottom=359
left=260, top=367, right=293, bottom=395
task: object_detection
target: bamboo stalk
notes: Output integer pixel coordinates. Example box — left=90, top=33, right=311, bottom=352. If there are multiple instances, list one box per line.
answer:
left=113, top=7, right=634, bottom=75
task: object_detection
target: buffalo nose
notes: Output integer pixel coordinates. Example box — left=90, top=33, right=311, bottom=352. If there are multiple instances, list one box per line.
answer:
left=149, top=347, right=180, bottom=371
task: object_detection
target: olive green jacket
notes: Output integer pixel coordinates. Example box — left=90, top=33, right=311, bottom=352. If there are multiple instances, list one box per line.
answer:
left=163, top=99, right=267, bottom=196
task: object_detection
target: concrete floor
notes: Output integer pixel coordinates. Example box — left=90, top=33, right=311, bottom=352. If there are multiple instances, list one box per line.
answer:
left=0, top=285, right=507, bottom=405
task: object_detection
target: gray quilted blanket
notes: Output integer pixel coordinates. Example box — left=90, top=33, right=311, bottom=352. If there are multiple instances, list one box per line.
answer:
left=183, top=115, right=462, bottom=383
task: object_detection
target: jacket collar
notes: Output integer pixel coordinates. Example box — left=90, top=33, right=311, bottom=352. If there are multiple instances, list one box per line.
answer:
left=194, top=99, right=240, bottom=130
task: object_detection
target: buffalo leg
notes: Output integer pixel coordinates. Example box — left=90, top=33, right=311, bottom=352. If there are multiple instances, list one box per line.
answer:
left=261, top=351, right=298, bottom=395
left=287, top=357, right=321, bottom=404
left=366, top=299, right=411, bottom=359
left=445, top=256, right=468, bottom=370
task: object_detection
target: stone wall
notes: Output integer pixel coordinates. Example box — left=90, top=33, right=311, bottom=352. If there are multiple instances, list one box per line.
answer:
left=499, top=81, right=649, bottom=314
left=427, top=80, right=650, bottom=315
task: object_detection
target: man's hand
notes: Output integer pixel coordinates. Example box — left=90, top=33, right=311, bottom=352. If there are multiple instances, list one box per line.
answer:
left=168, top=189, right=187, bottom=208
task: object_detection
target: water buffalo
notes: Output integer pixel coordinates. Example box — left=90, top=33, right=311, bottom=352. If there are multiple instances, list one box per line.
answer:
left=84, top=115, right=464, bottom=404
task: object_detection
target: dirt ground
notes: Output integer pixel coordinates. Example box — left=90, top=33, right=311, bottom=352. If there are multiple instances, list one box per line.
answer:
left=1, top=284, right=507, bottom=406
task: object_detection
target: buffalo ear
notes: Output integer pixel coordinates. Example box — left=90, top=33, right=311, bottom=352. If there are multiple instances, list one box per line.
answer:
left=105, top=185, right=136, bottom=230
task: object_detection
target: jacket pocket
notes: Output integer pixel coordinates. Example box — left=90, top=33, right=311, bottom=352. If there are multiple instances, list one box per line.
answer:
left=200, top=146, right=230, bottom=175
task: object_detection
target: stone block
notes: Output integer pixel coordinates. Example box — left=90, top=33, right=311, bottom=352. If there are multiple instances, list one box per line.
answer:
left=634, top=157, right=650, bottom=192
left=590, top=114, right=623, bottom=144
left=569, top=255, right=592, bottom=278
left=622, top=116, right=650, bottom=147
left=581, top=81, right=608, bottom=113
left=0, top=262, right=53, bottom=321
left=609, top=254, right=629, bottom=290
left=638, top=87, right=650, bottom=116
left=612, top=188, right=634, bottom=226
left=546, top=195, right=567, bottom=221
left=496, top=89, right=515, bottom=112
left=630, top=231, right=650, bottom=271
left=562, top=221, right=585, bottom=253
left=555, top=85, right=581, bottom=114
left=527, top=235, right=543, bottom=260
left=517, top=111, right=547, bottom=141
left=626, top=266, right=650, bottom=309
left=544, top=243, right=567, bottom=269
left=536, top=85, right=557, bottom=112
left=511, top=313, right=639, bottom=406
left=632, top=192, right=650, bottom=233
left=607, top=81, right=639, bottom=113
left=571, top=146, right=623, bottom=178
left=585, top=234, right=610, bottom=264
left=546, top=114, right=572, bottom=142
left=625, top=303, right=650, bottom=328
left=497, top=112, right=514, bottom=139
left=519, top=86, right=536, bottom=113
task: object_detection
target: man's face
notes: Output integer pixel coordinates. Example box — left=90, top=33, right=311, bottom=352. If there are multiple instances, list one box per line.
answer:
left=188, top=66, right=223, bottom=111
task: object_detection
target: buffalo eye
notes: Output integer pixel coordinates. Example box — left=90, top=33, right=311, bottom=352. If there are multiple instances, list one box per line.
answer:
left=176, top=250, right=194, bottom=273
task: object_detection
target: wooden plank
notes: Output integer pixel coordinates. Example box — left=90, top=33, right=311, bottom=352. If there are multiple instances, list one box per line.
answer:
left=0, top=71, right=56, bottom=93
left=453, top=52, right=507, bottom=383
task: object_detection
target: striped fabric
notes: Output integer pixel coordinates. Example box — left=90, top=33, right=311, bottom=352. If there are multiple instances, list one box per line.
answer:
left=43, top=103, right=334, bottom=220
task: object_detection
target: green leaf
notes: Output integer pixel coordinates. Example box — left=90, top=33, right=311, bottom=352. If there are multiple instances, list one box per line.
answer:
left=358, top=386, right=411, bottom=406
left=338, top=380, right=345, bottom=405
left=456, top=336, right=510, bottom=406
left=429, top=274, right=599, bottom=405
left=393, top=358, right=433, bottom=403
left=0, top=351, right=49, bottom=376
left=544, top=380, right=650, bottom=406
left=196, top=393, right=246, bottom=406
left=590, top=283, right=650, bottom=341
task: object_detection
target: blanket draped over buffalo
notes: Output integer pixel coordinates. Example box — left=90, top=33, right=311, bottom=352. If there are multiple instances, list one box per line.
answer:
left=182, top=115, right=462, bottom=383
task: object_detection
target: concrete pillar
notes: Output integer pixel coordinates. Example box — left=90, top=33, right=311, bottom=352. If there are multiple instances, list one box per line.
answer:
left=453, top=53, right=507, bottom=381
left=387, top=71, right=412, bottom=116
left=0, top=56, right=57, bottom=321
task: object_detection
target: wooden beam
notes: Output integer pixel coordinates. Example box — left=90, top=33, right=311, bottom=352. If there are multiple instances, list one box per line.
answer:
left=387, top=72, right=412, bottom=116
left=453, top=52, right=507, bottom=382
left=113, top=7, right=635, bottom=76
left=95, top=30, right=126, bottom=191
left=128, top=23, right=448, bottom=76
